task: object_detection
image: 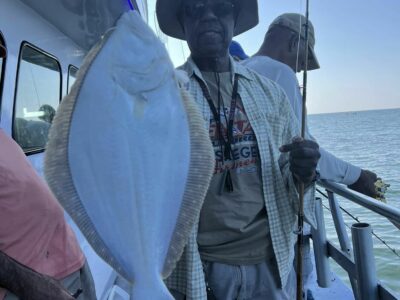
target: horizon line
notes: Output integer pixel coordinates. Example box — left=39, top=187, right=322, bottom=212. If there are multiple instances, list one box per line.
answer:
left=309, top=106, right=400, bottom=116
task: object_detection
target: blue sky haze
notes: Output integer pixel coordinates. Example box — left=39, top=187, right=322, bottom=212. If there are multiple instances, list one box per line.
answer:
left=147, top=0, right=400, bottom=114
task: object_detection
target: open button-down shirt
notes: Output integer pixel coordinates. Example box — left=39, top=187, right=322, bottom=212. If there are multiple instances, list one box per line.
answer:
left=165, top=57, right=316, bottom=299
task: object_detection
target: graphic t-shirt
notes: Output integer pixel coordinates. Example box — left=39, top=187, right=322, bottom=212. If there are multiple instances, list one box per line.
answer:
left=197, top=72, right=273, bottom=265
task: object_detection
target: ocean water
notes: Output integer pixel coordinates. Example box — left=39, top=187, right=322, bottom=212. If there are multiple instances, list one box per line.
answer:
left=308, top=108, right=400, bottom=295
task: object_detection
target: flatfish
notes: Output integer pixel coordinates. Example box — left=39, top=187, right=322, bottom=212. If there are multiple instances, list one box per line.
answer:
left=44, top=11, right=214, bottom=299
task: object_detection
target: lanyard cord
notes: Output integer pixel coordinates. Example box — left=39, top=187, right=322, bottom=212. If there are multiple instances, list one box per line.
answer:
left=214, top=72, right=226, bottom=164
left=195, top=74, right=239, bottom=192
left=194, top=74, right=239, bottom=155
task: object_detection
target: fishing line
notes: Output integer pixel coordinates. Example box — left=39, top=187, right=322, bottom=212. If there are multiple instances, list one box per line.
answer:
left=316, top=188, right=400, bottom=259
left=180, top=41, right=186, bottom=62
left=295, top=0, right=303, bottom=73
left=153, top=11, right=170, bottom=53
left=127, top=0, right=134, bottom=11
left=153, top=12, right=163, bottom=41
left=152, top=9, right=184, bottom=63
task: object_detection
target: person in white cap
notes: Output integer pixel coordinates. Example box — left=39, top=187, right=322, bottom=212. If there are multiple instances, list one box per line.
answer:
left=242, top=14, right=383, bottom=300
left=243, top=13, right=380, bottom=198
left=156, top=2, right=320, bottom=299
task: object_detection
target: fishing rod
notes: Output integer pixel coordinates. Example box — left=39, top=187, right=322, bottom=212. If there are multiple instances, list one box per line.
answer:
left=296, top=0, right=310, bottom=299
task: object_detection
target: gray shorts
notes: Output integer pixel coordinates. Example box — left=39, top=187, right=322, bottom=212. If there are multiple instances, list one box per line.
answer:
left=5, top=260, right=97, bottom=300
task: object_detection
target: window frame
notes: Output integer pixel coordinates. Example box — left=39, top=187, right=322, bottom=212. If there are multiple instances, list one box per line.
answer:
left=12, top=41, right=62, bottom=155
left=67, top=64, right=79, bottom=94
left=0, top=32, right=6, bottom=118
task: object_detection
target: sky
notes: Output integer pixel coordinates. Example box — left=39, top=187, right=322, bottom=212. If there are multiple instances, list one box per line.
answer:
left=146, top=0, right=400, bottom=114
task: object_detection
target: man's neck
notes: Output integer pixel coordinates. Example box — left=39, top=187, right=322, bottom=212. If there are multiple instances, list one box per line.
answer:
left=192, top=55, right=230, bottom=72
left=255, top=44, right=274, bottom=59
left=255, top=47, right=297, bottom=72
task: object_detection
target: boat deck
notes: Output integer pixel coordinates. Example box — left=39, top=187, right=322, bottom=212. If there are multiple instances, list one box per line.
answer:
left=306, top=249, right=355, bottom=300
left=308, top=270, right=354, bottom=300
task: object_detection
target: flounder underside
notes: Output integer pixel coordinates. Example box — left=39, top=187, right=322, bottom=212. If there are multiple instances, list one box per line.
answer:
left=45, top=11, right=214, bottom=299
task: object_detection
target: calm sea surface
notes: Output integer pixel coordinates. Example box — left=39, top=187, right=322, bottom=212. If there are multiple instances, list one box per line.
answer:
left=308, top=108, right=400, bottom=295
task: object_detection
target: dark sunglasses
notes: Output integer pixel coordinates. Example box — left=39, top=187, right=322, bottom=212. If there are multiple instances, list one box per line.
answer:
left=183, top=1, right=235, bottom=18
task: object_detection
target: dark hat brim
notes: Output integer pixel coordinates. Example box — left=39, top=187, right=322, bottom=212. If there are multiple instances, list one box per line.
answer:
left=0, top=45, right=6, bottom=58
left=308, top=45, right=320, bottom=70
left=156, top=0, right=259, bottom=40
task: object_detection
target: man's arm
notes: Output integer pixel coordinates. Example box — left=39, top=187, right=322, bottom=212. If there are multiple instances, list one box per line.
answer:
left=317, top=147, right=361, bottom=185
left=269, top=63, right=378, bottom=195
left=0, top=251, right=74, bottom=300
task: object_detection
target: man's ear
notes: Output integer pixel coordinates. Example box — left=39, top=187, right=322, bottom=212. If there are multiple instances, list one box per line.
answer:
left=180, top=21, right=186, bottom=35
left=288, top=34, right=299, bottom=53
left=177, top=10, right=186, bottom=35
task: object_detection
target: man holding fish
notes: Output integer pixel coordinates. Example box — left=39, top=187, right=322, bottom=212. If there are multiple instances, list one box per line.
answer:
left=157, top=0, right=320, bottom=299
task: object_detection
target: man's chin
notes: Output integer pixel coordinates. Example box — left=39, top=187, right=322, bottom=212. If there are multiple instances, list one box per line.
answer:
left=196, top=45, right=227, bottom=58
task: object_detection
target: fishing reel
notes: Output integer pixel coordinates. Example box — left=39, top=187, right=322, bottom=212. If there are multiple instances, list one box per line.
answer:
left=375, top=179, right=390, bottom=202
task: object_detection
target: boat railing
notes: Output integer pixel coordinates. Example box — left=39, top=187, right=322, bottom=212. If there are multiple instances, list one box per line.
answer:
left=312, top=180, right=400, bottom=300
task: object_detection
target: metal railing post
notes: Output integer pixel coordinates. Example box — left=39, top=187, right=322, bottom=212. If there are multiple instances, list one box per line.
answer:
left=318, top=180, right=400, bottom=224
left=327, top=191, right=359, bottom=299
left=311, top=197, right=331, bottom=287
left=352, top=223, right=379, bottom=300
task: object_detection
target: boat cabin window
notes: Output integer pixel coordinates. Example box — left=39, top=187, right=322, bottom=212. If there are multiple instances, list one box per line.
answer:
left=68, top=65, right=78, bottom=94
left=0, top=35, right=5, bottom=107
left=13, top=43, right=61, bottom=154
left=0, top=49, right=3, bottom=81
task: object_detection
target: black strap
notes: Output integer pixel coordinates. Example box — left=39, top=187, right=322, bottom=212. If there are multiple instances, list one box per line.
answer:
left=195, top=73, right=239, bottom=193
left=194, top=74, right=239, bottom=160
left=226, top=75, right=239, bottom=158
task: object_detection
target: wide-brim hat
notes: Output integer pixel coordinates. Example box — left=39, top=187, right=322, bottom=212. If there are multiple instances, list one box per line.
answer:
left=156, top=0, right=259, bottom=40
left=0, top=44, right=6, bottom=58
left=269, top=13, right=320, bottom=70
left=306, top=45, right=319, bottom=70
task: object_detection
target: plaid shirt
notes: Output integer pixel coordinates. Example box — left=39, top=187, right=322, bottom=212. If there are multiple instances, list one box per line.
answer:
left=165, top=57, right=316, bottom=299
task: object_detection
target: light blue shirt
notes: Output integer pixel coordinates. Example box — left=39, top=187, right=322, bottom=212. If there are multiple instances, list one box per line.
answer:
left=243, top=55, right=361, bottom=185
